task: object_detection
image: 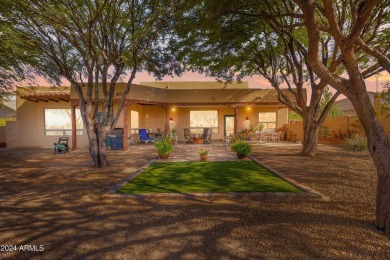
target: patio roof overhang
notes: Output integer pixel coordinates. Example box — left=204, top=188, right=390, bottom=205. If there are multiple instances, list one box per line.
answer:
left=17, top=83, right=306, bottom=107
left=68, top=83, right=305, bottom=107
left=17, top=86, right=71, bottom=103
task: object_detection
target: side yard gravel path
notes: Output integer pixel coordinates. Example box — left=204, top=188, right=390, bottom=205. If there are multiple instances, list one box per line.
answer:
left=0, top=144, right=389, bottom=259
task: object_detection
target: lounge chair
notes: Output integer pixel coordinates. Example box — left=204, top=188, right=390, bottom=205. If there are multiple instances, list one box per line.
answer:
left=184, top=128, right=194, bottom=144
left=54, top=137, right=70, bottom=154
left=202, top=128, right=213, bottom=144
left=139, top=129, right=155, bottom=144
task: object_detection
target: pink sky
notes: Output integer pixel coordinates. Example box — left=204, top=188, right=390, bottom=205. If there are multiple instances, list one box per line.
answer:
left=35, top=70, right=390, bottom=100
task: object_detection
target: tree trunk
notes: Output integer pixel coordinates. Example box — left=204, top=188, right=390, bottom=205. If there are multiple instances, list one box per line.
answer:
left=97, top=127, right=109, bottom=167
left=84, top=119, right=109, bottom=168
left=348, top=89, right=390, bottom=235
left=301, top=118, right=320, bottom=157
left=86, top=123, right=101, bottom=167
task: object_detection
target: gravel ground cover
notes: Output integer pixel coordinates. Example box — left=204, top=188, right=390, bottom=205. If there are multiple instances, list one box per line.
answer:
left=0, top=144, right=389, bottom=259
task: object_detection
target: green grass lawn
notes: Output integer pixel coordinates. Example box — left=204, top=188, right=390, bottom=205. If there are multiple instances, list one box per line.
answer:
left=118, top=161, right=301, bottom=194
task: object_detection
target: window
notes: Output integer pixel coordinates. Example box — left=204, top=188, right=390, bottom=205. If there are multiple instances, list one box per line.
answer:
left=130, top=110, right=139, bottom=134
left=259, top=112, right=277, bottom=129
left=190, top=110, right=219, bottom=134
left=44, top=109, right=83, bottom=136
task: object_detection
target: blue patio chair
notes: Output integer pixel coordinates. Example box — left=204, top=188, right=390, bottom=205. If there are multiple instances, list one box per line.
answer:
left=138, top=129, right=155, bottom=144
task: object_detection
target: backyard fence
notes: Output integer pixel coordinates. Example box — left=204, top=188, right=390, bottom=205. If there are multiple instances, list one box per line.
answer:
left=286, top=116, right=390, bottom=143
left=0, top=126, right=5, bottom=147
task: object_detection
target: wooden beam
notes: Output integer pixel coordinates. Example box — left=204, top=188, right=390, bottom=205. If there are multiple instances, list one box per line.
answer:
left=165, top=106, right=170, bottom=135
left=122, top=102, right=129, bottom=151
left=234, top=107, right=238, bottom=134
left=71, top=105, right=77, bottom=151
left=70, top=100, right=78, bottom=106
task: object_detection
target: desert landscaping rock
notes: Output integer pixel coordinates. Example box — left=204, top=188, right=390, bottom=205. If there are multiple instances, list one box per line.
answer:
left=0, top=144, right=389, bottom=259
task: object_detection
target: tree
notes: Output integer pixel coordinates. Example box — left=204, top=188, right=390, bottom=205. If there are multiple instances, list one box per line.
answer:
left=0, top=2, right=45, bottom=92
left=292, top=0, right=390, bottom=236
left=7, top=0, right=183, bottom=167
left=320, top=87, right=343, bottom=117
left=175, top=1, right=340, bottom=156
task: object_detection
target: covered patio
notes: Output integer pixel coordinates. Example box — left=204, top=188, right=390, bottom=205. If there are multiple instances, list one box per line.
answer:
left=13, top=82, right=302, bottom=149
left=67, top=82, right=300, bottom=151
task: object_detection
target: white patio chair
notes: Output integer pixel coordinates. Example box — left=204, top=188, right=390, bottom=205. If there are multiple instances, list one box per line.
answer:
left=271, top=132, right=280, bottom=142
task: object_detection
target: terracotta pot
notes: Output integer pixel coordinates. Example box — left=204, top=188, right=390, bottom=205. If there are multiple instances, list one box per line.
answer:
left=159, top=154, right=170, bottom=159
left=200, top=154, right=208, bottom=161
left=237, top=154, right=247, bottom=159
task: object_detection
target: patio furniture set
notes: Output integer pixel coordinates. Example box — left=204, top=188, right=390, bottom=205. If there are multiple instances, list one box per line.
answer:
left=128, top=129, right=162, bottom=145
left=224, top=130, right=281, bottom=147
left=184, top=128, right=213, bottom=144
left=246, top=131, right=280, bottom=143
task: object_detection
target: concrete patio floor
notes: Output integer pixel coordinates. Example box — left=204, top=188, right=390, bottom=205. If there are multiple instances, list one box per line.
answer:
left=163, top=142, right=238, bottom=162
left=0, top=144, right=389, bottom=259
left=163, top=140, right=302, bottom=162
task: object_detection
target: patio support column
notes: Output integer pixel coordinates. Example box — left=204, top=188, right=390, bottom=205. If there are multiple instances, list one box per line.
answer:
left=234, top=107, right=238, bottom=134
left=122, top=101, right=129, bottom=151
left=164, top=105, right=170, bottom=135
left=71, top=101, right=77, bottom=151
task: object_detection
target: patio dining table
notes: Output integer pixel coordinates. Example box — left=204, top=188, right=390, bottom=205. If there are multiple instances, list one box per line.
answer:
left=148, top=132, right=163, bottom=140
left=247, top=131, right=280, bottom=143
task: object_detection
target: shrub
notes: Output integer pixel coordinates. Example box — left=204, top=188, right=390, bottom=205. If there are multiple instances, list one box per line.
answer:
left=231, top=140, right=252, bottom=156
left=198, top=149, right=208, bottom=155
left=345, top=135, right=368, bottom=152
left=155, top=136, right=175, bottom=156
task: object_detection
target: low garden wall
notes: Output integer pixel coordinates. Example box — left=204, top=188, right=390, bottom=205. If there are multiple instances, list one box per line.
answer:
left=285, top=116, right=390, bottom=143
left=0, top=127, right=5, bottom=147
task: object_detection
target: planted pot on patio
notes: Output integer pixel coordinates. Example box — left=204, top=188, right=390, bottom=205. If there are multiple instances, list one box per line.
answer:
left=155, top=136, right=174, bottom=160
left=159, top=154, right=170, bottom=159
left=231, top=141, right=252, bottom=160
left=236, top=154, right=247, bottom=159
left=198, top=149, right=208, bottom=161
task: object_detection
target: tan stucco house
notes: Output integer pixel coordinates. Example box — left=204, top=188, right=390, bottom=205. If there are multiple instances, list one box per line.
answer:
left=9, top=82, right=303, bottom=149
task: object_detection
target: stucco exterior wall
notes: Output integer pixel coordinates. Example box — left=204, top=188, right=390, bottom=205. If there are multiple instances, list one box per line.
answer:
left=167, top=106, right=234, bottom=141
left=16, top=98, right=89, bottom=148
left=134, top=105, right=288, bottom=142
left=14, top=96, right=290, bottom=147
left=5, top=121, right=18, bottom=148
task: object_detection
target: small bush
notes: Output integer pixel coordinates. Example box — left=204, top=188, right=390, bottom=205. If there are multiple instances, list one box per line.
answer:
left=231, top=140, right=252, bottom=156
left=198, top=149, right=208, bottom=155
left=155, top=136, right=175, bottom=156
left=345, top=135, right=368, bottom=152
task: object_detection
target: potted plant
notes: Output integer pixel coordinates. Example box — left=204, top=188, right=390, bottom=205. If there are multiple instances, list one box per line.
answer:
left=256, top=123, right=265, bottom=132
left=231, top=140, right=252, bottom=159
left=198, top=149, right=208, bottom=161
left=155, top=136, right=174, bottom=159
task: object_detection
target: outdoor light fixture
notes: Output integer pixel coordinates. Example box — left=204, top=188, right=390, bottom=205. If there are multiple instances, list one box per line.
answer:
left=246, top=116, right=249, bottom=120
left=170, top=117, right=173, bottom=121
